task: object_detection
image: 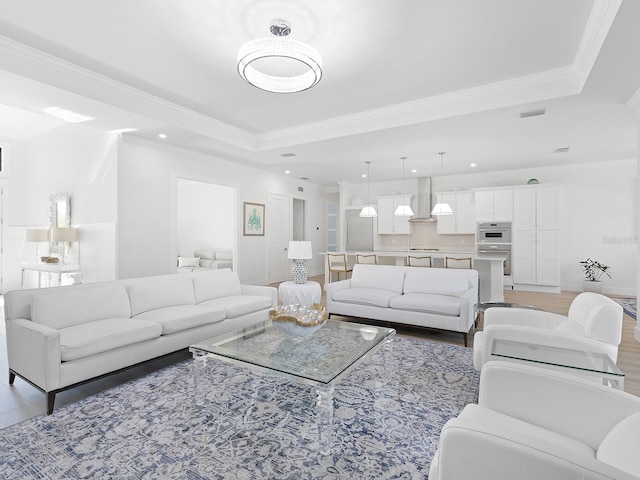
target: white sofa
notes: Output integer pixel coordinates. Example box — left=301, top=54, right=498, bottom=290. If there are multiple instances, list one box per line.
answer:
left=430, top=361, right=640, bottom=480
left=5, top=268, right=276, bottom=414
left=325, top=264, right=478, bottom=345
left=473, top=292, right=624, bottom=371
left=177, top=248, right=233, bottom=273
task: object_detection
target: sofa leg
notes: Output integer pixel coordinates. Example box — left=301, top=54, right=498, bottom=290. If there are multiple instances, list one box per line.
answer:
left=46, top=392, right=56, bottom=415
left=9, top=370, right=15, bottom=385
left=462, top=332, right=468, bottom=348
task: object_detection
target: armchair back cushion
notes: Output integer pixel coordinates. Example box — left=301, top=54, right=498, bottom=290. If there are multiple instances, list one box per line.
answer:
left=192, top=269, right=242, bottom=304
left=350, top=264, right=405, bottom=294
left=565, top=292, right=623, bottom=346
left=597, top=412, right=640, bottom=476
left=128, top=277, right=195, bottom=316
left=31, top=285, right=131, bottom=329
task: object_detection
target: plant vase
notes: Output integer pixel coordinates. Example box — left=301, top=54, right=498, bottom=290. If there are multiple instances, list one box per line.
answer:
left=583, top=280, right=604, bottom=294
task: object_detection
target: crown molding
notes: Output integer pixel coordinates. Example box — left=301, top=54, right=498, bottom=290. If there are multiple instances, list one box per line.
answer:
left=573, top=0, right=622, bottom=89
left=0, top=35, right=255, bottom=150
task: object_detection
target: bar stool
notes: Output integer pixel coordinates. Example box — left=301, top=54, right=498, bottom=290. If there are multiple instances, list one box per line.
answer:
left=327, top=253, right=353, bottom=281
left=408, top=255, right=432, bottom=267
left=445, top=256, right=473, bottom=269
left=356, top=253, right=377, bottom=264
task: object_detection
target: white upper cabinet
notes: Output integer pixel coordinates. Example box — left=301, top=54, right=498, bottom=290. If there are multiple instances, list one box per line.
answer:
left=513, top=185, right=559, bottom=231
left=377, top=195, right=412, bottom=234
left=474, top=189, right=513, bottom=222
left=437, top=191, right=475, bottom=234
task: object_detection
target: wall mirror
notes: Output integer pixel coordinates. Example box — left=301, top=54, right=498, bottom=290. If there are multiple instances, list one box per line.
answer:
left=50, top=193, right=71, bottom=228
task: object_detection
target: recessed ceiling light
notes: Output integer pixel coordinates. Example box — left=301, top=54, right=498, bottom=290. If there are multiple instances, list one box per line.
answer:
left=411, top=169, right=417, bottom=173
left=470, top=163, right=476, bottom=167
left=362, top=173, right=367, bottom=178
left=285, top=170, right=291, bottom=174
left=158, top=133, right=167, bottom=139
left=42, top=106, right=94, bottom=123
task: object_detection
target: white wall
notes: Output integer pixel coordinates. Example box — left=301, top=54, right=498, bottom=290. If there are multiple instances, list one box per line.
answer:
left=117, top=138, right=326, bottom=284
left=2, top=124, right=118, bottom=291
left=177, top=179, right=234, bottom=257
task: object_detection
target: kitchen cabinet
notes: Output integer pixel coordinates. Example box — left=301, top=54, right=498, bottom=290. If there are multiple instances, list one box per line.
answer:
left=474, top=188, right=513, bottom=222
left=512, top=185, right=560, bottom=288
left=513, top=230, right=560, bottom=286
left=436, top=191, right=475, bottom=234
left=513, top=186, right=559, bottom=230
left=377, top=195, right=413, bottom=234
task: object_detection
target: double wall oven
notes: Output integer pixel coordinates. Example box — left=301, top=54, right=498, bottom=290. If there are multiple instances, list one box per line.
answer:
left=477, top=222, right=511, bottom=276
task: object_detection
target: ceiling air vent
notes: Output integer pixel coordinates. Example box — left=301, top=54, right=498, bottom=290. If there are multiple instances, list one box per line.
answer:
left=554, top=147, right=570, bottom=153
left=281, top=152, right=296, bottom=157
left=298, top=186, right=304, bottom=192
left=519, top=108, right=546, bottom=118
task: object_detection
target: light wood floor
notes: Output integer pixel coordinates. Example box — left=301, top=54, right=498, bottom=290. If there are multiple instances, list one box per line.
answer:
left=306, top=275, right=640, bottom=397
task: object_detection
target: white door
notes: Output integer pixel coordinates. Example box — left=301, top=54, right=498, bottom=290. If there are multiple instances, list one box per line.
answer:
left=267, top=192, right=288, bottom=283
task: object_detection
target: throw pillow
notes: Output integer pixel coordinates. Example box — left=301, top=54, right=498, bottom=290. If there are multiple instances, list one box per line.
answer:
left=178, top=256, right=200, bottom=268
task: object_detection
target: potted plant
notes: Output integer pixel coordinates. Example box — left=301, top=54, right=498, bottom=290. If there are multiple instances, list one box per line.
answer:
left=579, top=258, right=611, bottom=293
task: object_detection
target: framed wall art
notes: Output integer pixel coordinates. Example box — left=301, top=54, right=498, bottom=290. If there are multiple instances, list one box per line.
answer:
left=243, top=202, right=265, bottom=236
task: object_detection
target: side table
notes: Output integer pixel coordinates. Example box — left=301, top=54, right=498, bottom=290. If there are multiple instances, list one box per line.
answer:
left=279, top=280, right=321, bottom=305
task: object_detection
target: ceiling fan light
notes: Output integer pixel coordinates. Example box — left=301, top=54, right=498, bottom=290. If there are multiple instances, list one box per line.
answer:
left=359, top=205, right=378, bottom=217
left=431, top=202, right=453, bottom=216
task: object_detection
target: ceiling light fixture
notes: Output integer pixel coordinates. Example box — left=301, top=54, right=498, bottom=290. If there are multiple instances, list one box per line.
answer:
left=360, top=161, right=378, bottom=218
left=237, top=19, right=322, bottom=94
left=42, top=106, right=94, bottom=124
left=394, top=157, right=414, bottom=216
left=158, top=133, right=167, bottom=139
left=431, top=152, right=453, bottom=216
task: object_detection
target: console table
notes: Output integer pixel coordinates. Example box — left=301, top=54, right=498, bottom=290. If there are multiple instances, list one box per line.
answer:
left=21, top=262, right=81, bottom=288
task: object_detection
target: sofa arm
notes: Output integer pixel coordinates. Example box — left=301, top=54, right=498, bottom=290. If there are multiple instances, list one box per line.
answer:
left=240, top=285, right=278, bottom=308
left=484, top=307, right=566, bottom=329
left=458, top=288, right=478, bottom=327
left=479, top=362, right=640, bottom=450
left=325, top=279, right=352, bottom=312
left=6, top=319, right=61, bottom=391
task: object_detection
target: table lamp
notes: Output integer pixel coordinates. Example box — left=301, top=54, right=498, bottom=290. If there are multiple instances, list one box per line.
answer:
left=25, top=228, right=50, bottom=262
left=288, top=241, right=312, bottom=284
left=51, top=227, right=79, bottom=264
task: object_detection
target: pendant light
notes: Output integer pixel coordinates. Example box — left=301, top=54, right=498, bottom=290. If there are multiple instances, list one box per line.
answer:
left=360, top=161, right=378, bottom=217
left=394, top=157, right=414, bottom=216
left=431, top=152, right=454, bottom=216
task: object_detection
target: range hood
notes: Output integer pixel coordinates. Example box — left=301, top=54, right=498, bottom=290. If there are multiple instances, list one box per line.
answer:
left=409, top=177, right=437, bottom=223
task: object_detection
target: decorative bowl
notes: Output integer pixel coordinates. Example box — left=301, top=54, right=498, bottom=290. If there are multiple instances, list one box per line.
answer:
left=269, top=304, right=328, bottom=337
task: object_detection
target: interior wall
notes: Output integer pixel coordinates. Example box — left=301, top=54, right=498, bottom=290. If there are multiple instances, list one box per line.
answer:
left=117, top=138, right=326, bottom=284
left=2, top=124, right=118, bottom=291
left=177, top=179, right=234, bottom=257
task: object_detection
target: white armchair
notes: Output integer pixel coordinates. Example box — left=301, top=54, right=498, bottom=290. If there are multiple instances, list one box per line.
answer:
left=473, top=292, right=623, bottom=371
left=430, top=362, right=640, bottom=480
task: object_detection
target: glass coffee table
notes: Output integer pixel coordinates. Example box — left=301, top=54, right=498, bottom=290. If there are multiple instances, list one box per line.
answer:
left=189, top=319, right=395, bottom=455
left=490, top=338, right=625, bottom=390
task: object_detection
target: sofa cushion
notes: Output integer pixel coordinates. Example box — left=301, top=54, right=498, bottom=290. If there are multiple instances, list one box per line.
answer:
left=59, top=318, right=162, bottom=361
left=216, top=250, right=233, bottom=261
left=390, top=293, right=461, bottom=316
left=134, top=305, right=226, bottom=334
left=332, top=288, right=401, bottom=308
left=192, top=270, right=242, bottom=303
left=597, top=412, right=640, bottom=476
left=403, top=268, right=471, bottom=295
left=31, top=285, right=131, bottom=330
left=178, top=256, right=200, bottom=268
left=128, top=277, right=196, bottom=316
left=350, top=264, right=406, bottom=294
left=198, top=295, right=272, bottom=318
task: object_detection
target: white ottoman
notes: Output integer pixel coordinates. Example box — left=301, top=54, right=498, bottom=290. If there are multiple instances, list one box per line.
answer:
left=278, top=280, right=321, bottom=306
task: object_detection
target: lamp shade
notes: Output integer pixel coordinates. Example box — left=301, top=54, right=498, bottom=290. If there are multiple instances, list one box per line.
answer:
left=288, top=241, right=312, bottom=259
left=431, top=203, right=454, bottom=216
left=25, top=228, right=49, bottom=242
left=51, top=227, right=78, bottom=242
left=394, top=204, right=414, bottom=216
left=359, top=205, right=378, bottom=217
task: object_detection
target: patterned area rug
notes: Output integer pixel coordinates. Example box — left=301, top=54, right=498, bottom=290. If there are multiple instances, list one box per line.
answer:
left=0, top=337, right=479, bottom=479
left=614, top=297, right=637, bottom=320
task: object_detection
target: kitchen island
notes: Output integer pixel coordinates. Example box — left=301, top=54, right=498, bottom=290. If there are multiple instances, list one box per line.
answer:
left=322, top=251, right=507, bottom=302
